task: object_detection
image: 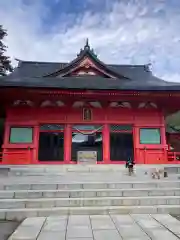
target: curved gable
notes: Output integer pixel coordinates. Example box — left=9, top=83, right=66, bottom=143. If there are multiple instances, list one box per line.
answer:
left=44, top=39, right=129, bottom=80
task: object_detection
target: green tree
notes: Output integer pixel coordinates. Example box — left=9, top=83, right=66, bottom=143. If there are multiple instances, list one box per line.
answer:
left=0, top=25, right=13, bottom=76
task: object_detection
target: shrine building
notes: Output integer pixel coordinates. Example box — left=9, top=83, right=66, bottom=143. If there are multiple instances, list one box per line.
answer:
left=0, top=40, right=180, bottom=165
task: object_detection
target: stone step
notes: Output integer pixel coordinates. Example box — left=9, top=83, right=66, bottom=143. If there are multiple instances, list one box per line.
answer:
left=0, top=188, right=179, bottom=199
left=0, top=196, right=179, bottom=209
left=1, top=181, right=180, bottom=190
left=2, top=164, right=180, bottom=176
left=1, top=205, right=180, bottom=221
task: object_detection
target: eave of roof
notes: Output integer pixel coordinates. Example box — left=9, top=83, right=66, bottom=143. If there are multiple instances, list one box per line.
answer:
left=1, top=76, right=180, bottom=91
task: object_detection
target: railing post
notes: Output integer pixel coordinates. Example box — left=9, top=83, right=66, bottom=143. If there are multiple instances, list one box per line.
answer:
left=28, top=146, right=31, bottom=164
left=144, top=146, right=147, bottom=164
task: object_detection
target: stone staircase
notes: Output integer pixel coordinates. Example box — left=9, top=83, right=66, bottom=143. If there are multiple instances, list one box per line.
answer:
left=3, top=164, right=180, bottom=176
left=0, top=164, right=179, bottom=221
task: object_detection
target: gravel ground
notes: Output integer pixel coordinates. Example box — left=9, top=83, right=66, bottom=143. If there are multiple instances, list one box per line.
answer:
left=0, top=221, right=20, bottom=240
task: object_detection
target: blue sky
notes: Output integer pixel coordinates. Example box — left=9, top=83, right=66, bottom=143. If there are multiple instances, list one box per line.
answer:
left=1, top=0, right=180, bottom=82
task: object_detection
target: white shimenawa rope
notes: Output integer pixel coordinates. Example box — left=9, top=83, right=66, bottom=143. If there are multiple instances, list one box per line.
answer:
left=73, top=126, right=103, bottom=135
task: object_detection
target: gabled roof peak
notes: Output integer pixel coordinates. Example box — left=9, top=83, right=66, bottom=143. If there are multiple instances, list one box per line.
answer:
left=77, top=38, right=97, bottom=58
left=85, top=38, right=90, bottom=50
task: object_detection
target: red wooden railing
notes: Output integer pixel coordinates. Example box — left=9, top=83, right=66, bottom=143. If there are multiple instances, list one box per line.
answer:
left=167, top=150, right=180, bottom=162
left=167, top=132, right=180, bottom=162
left=0, top=149, right=179, bottom=164
left=0, top=149, right=31, bottom=164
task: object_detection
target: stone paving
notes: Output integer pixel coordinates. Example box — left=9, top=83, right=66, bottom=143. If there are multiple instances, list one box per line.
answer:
left=0, top=221, right=19, bottom=240
left=9, top=214, right=180, bottom=240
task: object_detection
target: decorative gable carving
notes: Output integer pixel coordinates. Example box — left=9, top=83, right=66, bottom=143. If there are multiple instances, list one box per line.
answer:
left=44, top=39, right=129, bottom=80
left=60, top=57, right=115, bottom=78
left=79, top=58, right=96, bottom=68
left=76, top=70, right=96, bottom=76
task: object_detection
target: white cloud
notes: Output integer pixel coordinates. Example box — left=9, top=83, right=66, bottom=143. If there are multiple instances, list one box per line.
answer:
left=0, top=0, right=180, bottom=82
left=161, top=73, right=180, bottom=83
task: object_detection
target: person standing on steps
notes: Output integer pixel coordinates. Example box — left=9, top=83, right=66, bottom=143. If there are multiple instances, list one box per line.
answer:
left=125, top=154, right=135, bottom=176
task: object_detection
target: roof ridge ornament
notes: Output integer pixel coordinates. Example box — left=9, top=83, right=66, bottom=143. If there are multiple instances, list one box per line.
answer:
left=77, top=38, right=97, bottom=58
left=145, top=63, right=152, bottom=72
left=84, top=38, right=90, bottom=50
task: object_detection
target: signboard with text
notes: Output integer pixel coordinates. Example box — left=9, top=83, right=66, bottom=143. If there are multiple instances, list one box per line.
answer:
left=77, top=151, right=97, bottom=164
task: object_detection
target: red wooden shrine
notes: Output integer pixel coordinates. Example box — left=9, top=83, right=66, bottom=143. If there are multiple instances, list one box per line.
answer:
left=0, top=40, right=180, bottom=164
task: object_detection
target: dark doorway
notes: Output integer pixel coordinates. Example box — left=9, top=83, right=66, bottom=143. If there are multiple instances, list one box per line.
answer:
left=71, top=125, right=103, bottom=162
left=38, top=132, right=64, bottom=161
left=110, top=133, right=134, bottom=161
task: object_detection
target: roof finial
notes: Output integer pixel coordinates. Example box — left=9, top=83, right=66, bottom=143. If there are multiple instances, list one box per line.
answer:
left=77, top=38, right=97, bottom=57
left=145, top=63, right=152, bottom=72
left=84, top=38, right=90, bottom=50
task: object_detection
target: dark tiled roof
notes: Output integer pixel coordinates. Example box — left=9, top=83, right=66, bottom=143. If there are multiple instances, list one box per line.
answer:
left=0, top=75, right=180, bottom=91
left=11, top=42, right=151, bottom=80
left=11, top=60, right=146, bottom=80
left=11, top=60, right=67, bottom=78
left=1, top=41, right=180, bottom=91
left=4, top=59, right=157, bottom=81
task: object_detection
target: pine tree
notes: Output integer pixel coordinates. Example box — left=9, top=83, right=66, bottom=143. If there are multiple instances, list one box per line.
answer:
left=0, top=25, right=13, bottom=76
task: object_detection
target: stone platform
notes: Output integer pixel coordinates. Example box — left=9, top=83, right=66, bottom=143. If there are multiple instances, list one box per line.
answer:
left=8, top=214, right=180, bottom=240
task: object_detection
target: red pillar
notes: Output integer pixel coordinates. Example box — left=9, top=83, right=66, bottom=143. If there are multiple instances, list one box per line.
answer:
left=161, top=126, right=167, bottom=146
left=161, top=113, right=168, bottom=163
left=103, top=124, right=110, bottom=164
left=3, top=122, right=9, bottom=146
left=33, top=125, right=39, bottom=164
left=2, top=122, right=9, bottom=164
left=161, top=125, right=168, bottom=163
left=133, top=126, right=140, bottom=164
left=64, top=124, right=71, bottom=164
